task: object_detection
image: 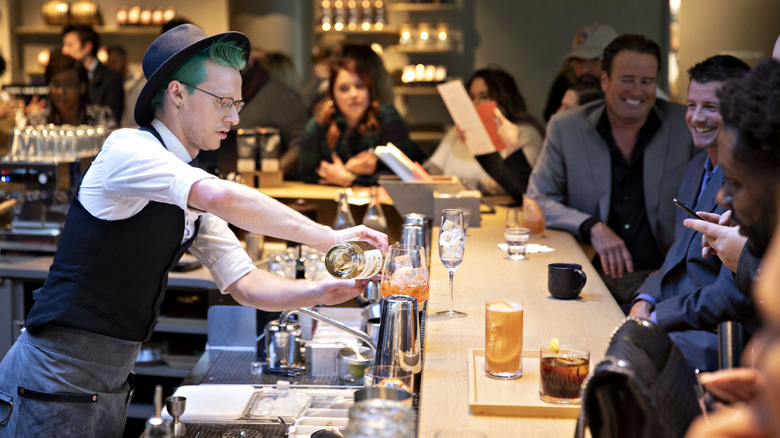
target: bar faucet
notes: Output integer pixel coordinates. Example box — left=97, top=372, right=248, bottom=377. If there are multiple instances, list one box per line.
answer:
left=280, top=307, right=377, bottom=352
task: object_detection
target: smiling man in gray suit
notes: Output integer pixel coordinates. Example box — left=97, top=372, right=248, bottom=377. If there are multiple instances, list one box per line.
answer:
left=528, top=34, right=696, bottom=304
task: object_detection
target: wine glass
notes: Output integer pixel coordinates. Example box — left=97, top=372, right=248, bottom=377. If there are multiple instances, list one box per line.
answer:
left=379, top=244, right=429, bottom=305
left=432, top=209, right=467, bottom=320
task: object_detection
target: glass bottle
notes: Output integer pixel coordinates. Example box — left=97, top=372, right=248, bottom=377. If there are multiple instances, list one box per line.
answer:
left=361, top=186, right=388, bottom=233
left=333, top=190, right=356, bottom=230
left=325, top=239, right=383, bottom=279
left=295, top=245, right=306, bottom=279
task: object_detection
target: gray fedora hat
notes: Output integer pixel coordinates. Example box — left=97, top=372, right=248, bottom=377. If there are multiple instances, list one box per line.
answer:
left=134, top=24, right=250, bottom=126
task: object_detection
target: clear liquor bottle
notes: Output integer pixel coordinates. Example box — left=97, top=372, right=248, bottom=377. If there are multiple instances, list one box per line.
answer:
left=361, top=186, right=388, bottom=233
left=333, top=190, right=356, bottom=230
left=324, top=239, right=383, bottom=279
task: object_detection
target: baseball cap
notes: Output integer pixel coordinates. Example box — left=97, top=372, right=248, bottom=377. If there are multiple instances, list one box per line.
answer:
left=564, top=23, right=618, bottom=61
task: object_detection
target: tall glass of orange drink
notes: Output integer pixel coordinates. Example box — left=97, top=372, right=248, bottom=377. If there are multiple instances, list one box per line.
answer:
left=485, top=300, right=524, bottom=379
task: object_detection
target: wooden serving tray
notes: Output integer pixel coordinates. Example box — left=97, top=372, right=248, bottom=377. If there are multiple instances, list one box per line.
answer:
left=467, top=348, right=580, bottom=418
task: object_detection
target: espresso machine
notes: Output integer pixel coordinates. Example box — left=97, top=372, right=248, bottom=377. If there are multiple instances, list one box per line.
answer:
left=0, top=159, right=86, bottom=252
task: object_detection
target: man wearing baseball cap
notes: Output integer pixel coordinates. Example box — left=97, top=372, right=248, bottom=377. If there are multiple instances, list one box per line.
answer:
left=0, top=24, right=386, bottom=436
left=544, top=23, right=618, bottom=120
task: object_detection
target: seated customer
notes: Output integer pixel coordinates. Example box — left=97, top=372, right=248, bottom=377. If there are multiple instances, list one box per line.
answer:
left=26, top=51, right=116, bottom=128
left=555, top=74, right=603, bottom=115
left=425, top=68, right=545, bottom=199
left=628, top=55, right=754, bottom=372
left=237, top=50, right=309, bottom=179
left=298, top=56, right=417, bottom=186
left=527, top=34, right=695, bottom=304
left=685, top=58, right=780, bottom=438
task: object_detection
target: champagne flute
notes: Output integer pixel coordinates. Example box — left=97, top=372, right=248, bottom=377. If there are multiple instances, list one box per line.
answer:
left=431, top=209, right=467, bottom=320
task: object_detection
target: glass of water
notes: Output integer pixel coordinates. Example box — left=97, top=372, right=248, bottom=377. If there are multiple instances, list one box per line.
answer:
left=504, top=227, right=530, bottom=260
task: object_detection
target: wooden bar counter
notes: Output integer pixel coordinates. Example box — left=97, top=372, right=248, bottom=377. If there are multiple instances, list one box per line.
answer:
left=417, top=206, right=626, bottom=437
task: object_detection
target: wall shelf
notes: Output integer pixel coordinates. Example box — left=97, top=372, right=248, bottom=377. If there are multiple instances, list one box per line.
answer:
left=314, top=26, right=398, bottom=35
left=14, top=25, right=161, bottom=36
left=387, top=3, right=457, bottom=12
left=386, top=45, right=454, bottom=54
left=394, top=85, right=440, bottom=95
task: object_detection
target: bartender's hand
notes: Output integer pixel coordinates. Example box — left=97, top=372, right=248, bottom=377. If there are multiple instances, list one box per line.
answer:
left=628, top=300, right=654, bottom=320
left=494, top=107, right=521, bottom=154
left=345, top=150, right=377, bottom=176
left=330, top=224, right=389, bottom=254
left=590, top=221, right=634, bottom=278
left=317, top=153, right=356, bottom=187
left=684, top=210, right=746, bottom=273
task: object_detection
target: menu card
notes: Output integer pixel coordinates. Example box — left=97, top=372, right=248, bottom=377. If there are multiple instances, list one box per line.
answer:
left=437, top=80, right=506, bottom=155
left=375, top=142, right=432, bottom=182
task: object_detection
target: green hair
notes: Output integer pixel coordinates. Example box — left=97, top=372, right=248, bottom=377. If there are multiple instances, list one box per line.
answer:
left=150, top=39, right=247, bottom=112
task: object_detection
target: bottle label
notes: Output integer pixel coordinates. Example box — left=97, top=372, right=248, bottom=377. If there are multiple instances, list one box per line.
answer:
left=356, top=248, right=383, bottom=279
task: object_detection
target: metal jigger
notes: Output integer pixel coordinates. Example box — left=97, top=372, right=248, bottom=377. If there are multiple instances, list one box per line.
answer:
left=165, top=396, right=187, bottom=437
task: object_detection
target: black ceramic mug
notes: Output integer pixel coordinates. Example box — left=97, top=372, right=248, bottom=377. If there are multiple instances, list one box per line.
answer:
left=548, top=263, right=587, bottom=299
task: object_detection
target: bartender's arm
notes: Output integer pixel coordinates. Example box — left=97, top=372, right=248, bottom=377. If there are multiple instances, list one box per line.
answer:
left=226, top=269, right=370, bottom=311
left=187, top=177, right=387, bottom=254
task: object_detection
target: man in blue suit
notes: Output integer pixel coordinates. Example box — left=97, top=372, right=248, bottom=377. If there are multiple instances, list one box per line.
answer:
left=629, top=55, right=755, bottom=372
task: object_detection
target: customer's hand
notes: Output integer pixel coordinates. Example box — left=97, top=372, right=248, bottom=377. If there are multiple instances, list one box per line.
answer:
left=698, top=368, right=765, bottom=404
left=317, top=153, right=356, bottom=187
left=684, top=210, right=746, bottom=273
left=628, top=300, right=654, bottom=320
left=494, top=107, right=521, bottom=154
left=24, top=95, right=46, bottom=115
left=345, top=150, right=377, bottom=176
left=454, top=125, right=467, bottom=143
left=685, top=404, right=768, bottom=438
left=590, top=221, right=634, bottom=278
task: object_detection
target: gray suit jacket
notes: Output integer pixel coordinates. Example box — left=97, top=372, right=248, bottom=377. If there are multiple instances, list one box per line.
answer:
left=637, top=151, right=755, bottom=331
left=528, top=99, right=695, bottom=254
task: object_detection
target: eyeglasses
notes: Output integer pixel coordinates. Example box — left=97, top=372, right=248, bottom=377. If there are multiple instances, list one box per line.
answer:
left=49, top=82, right=81, bottom=92
left=179, top=81, right=245, bottom=113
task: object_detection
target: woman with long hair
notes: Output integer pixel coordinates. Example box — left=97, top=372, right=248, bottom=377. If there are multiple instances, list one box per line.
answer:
left=298, top=56, right=417, bottom=186
left=425, top=67, right=545, bottom=200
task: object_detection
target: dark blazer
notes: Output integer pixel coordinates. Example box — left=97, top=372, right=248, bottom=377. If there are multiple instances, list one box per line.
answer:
left=528, top=99, right=695, bottom=254
left=635, top=151, right=756, bottom=371
left=636, top=151, right=755, bottom=332
left=88, top=62, right=124, bottom=125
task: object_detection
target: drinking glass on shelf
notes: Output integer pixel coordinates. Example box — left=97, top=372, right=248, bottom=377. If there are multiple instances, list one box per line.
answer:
left=431, top=208, right=467, bottom=320
left=379, top=244, right=429, bottom=304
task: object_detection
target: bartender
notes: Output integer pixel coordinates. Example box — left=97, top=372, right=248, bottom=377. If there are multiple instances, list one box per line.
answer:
left=0, top=24, right=386, bottom=436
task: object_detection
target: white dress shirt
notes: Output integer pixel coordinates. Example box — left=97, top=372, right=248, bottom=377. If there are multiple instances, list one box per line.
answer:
left=79, top=119, right=256, bottom=292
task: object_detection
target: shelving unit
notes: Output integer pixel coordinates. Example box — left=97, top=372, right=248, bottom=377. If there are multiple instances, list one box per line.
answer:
left=14, top=25, right=162, bottom=36
left=312, top=0, right=463, bottom=154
